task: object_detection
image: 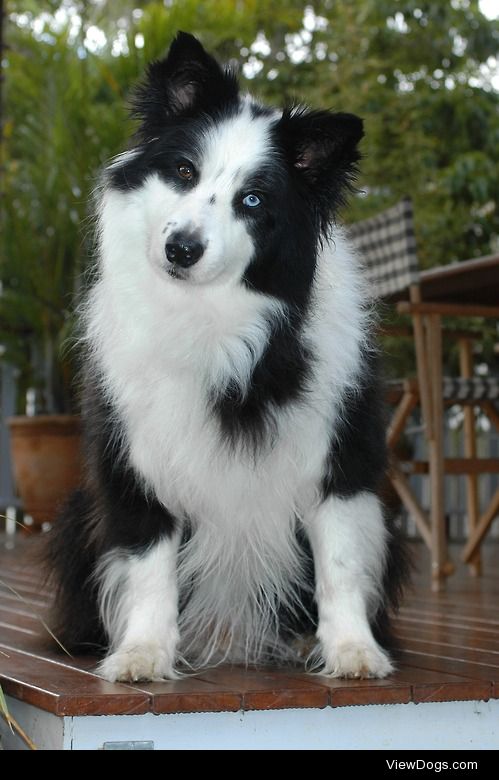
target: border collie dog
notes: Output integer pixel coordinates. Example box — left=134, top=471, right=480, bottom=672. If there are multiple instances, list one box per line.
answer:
left=48, top=32, right=405, bottom=682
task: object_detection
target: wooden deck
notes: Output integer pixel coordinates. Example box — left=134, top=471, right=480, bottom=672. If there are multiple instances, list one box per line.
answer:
left=1, top=538, right=498, bottom=718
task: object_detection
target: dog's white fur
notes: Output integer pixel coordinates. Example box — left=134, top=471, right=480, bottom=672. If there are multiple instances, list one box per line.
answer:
left=87, top=109, right=391, bottom=680
left=97, top=535, right=181, bottom=681
left=307, top=492, right=392, bottom=677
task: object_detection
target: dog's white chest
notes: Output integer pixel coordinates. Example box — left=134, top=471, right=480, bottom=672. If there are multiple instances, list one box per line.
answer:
left=124, top=363, right=327, bottom=525
left=89, top=276, right=333, bottom=526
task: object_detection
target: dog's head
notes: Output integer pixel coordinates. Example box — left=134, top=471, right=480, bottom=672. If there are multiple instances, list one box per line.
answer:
left=105, top=32, right=363, bottom=303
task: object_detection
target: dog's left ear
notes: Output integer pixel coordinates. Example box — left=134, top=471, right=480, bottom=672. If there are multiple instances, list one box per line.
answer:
left=132, top=32, right=239, bottom=137
left=278, top=107, right=364, bottom=213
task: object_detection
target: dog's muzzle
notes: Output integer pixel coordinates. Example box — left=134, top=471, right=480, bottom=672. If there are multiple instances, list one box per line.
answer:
left=165, top=231, right=205, bottom=269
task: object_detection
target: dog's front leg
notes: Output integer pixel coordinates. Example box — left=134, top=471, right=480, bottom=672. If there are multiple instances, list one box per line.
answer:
left=96, top=534, right=180, bottom=682
left=305, top=491, right=393, bottom=678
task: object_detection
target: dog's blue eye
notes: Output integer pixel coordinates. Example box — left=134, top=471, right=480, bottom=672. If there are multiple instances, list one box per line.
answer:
left=242, top=194, right=261, bottom=208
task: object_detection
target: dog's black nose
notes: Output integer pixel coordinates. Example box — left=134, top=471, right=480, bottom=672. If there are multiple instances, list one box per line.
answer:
left=165, top=235, right=204, bottom=268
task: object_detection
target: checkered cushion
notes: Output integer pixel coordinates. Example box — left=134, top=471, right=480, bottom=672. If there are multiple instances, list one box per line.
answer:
left=387, top=377, right=499, bottom=402
left=443, top=377, right=499, bottom=401
left=347, top=198, right=420, bottom=300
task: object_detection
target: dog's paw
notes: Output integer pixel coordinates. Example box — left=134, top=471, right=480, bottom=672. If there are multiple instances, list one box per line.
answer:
left=98, top=642, right=178, bottom=682
left=320, top=641, right=393, bottom=679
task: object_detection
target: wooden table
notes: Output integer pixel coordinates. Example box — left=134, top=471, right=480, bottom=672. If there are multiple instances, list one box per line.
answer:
left=393, top=252, right=499, bottom=306
left=394, top=252, right=499, bottom=590
left=420, top=253, right=499, bottom=306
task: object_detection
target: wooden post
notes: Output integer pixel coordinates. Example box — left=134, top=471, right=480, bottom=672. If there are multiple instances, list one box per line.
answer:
left=389, top=463, right=432, bottom=549
left=481, top=401, right=499, bottom=433
left=427, top=315, right=447, bottom=591
left=461, top=487, right=499, bottom=564
left=409, top=285, right=433, bottom=440
left=387, top=382, right=418, bottom=449
left=458, top=338, right=481, bottom=576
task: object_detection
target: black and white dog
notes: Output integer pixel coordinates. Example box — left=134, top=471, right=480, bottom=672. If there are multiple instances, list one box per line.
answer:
left=48, top=32, right=405, bottom=682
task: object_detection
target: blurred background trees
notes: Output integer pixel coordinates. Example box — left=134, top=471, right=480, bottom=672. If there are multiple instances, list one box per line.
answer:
left=1, top=0, right=498, bottom=408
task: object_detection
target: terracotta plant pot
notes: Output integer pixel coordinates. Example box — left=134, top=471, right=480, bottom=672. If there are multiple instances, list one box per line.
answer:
left=7, top=415, right=82, bottom=528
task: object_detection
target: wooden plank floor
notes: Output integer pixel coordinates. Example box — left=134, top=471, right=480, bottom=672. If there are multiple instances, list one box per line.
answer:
left=0, top=537, right=498, bottom=716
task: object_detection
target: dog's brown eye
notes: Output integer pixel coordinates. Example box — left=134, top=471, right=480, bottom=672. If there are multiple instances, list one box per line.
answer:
left=177, top=163, right=194, bottom=181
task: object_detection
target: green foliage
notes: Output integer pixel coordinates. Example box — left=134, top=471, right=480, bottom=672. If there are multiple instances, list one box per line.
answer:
left=245, top=1, right=499, bottom=268
left=2, top=4, right=131, bottom=410
left=1, top=0, right=498, bottom=409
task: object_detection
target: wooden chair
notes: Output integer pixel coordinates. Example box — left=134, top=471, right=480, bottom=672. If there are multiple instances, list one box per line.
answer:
left=348, top=198, right=499, bottom=590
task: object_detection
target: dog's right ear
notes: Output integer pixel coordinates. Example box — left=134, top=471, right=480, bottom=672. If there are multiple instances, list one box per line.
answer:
left=132, top=32, right=239, bottom=137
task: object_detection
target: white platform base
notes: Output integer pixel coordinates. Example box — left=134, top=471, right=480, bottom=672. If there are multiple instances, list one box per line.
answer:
left=2, top=696, right=498, bottom=750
